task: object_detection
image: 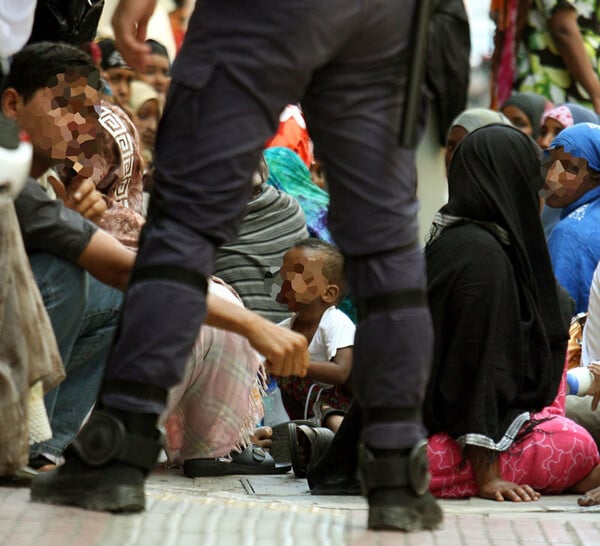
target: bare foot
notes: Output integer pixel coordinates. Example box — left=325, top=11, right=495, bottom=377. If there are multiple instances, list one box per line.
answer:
left=479, top=478, right=541, bottom=502
left=250, top=427, right=272, bottom=451
left=578, top=486, right=600, bottom=506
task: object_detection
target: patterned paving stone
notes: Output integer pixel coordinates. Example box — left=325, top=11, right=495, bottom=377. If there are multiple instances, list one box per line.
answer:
left=2, top=469, right=600, bottom=545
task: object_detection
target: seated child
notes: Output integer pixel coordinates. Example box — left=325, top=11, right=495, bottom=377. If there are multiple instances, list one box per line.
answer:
left=275, top=238, right=355, bottom=431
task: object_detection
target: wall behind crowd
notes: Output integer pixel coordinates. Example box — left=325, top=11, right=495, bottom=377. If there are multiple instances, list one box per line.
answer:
left=416, top=0, right=492, bottom=243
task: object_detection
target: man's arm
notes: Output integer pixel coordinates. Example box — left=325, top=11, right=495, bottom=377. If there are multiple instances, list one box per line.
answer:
left=549, top=6, right=600, bottom=113
left=15, top=178, right=134, bottom=290
left=205, top=292, right=309, bottom=378
left=77, top=229, right=135, bottom=291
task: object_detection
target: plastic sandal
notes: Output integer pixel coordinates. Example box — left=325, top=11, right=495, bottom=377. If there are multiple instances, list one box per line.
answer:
left=288, top=423, right=334, bottom=478
left=183, top=445, right=291, bottom=477
left=269, top=419, right=316, bottom=464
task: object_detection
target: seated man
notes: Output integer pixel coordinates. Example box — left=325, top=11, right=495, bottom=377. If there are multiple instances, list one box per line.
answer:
left=3, top=42, right=133, bottom=467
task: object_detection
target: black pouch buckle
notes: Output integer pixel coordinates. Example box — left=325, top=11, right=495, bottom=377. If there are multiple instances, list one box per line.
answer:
left=71, top=411, right=127, bottom=467
left=408, top=439, right=430, bottom=495
left=70, top=410, right=163, bottom=472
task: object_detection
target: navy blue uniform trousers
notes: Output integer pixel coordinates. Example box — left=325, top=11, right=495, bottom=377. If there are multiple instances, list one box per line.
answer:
left=102, top=0, right=432, bottom=449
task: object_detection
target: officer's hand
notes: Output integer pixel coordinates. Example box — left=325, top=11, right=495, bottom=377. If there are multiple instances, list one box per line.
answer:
left=112, top=0, right=158, bottom=71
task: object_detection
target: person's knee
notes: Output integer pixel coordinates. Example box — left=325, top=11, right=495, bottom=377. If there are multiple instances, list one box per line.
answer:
left=29, top=252, right=87, bottom=311
left=566, top=395, right=600, bottom=446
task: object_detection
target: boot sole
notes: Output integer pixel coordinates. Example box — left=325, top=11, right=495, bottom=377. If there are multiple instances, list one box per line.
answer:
left=368, top=496, right=443, bottom=532
left=31, top=483, right=145, bottom=513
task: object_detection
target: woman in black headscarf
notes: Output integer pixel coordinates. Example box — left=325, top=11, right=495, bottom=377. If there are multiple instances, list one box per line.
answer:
left=425, top=124, right=598, bottom=501
left=501, top=91, right=552, bottom=139
left=304, top=125, right=600, bottom=502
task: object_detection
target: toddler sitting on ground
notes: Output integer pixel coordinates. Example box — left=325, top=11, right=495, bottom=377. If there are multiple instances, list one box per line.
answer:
left=275, top=239, right=355, bottom=431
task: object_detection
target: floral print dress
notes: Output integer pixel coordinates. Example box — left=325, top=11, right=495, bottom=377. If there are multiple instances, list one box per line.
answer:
left=515, top=0, right=600, bottom=106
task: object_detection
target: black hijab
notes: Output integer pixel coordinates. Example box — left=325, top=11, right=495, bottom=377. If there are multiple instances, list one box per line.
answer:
left=424, top=125, right=567, bottom=444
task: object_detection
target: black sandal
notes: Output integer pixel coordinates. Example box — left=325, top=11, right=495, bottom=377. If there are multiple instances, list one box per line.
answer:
left=269, top=419, right=316, bottom=464
left=288, top=423, right=334, bottom=478
left=183, top=445, right=291, bottom=477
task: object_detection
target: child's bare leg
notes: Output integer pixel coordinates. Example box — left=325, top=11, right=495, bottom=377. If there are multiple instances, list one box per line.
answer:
left=323, top=414, right=344, bottom=432
left=318, top=404, right=345, bottom=433
left=466, top=446, right=541, bottom=502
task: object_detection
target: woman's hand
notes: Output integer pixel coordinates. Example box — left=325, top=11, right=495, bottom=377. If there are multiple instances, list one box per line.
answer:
left=479, top=478, right=541, bottom=502
left=466, top=445, right=541, bottom=503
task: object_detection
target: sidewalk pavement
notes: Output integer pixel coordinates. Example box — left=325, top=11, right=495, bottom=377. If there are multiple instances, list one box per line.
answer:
left=2, top=467, right=600, bottom=546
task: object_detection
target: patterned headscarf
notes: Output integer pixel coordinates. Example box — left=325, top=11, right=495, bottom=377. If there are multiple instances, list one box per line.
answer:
left=264, top=146, right=332, bottom=243
left=541, top=103, right=599, bottom=129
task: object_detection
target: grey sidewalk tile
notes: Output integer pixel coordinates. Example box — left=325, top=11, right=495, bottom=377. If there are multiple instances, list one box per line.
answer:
left=4, top=470, right=600, bottom=545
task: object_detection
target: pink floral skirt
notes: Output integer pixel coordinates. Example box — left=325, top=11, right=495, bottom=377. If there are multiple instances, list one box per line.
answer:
left=429, top=364, right=600, bottom=497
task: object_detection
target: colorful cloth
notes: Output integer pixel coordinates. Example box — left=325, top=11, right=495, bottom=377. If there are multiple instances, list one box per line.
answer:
left=161, top=278, right=264, bottom=463
left=264, top=146, right=332, bottom=244
left=546, top=123, right=600, bottom=311
left=541, top=103, right=599, bottom=128
left=515, top=0, right=600, bottom=107
left=548, top=184, right=600, bottom=312
left=265, top=105, right=313, bottom=168
left=0, top=204, right=64, bottom=475
left=547, top=121, right=600, bottom=170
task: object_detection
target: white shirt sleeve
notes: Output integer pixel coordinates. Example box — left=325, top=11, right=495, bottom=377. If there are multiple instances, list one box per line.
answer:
left=583, top=261, right=600, bottom=366
left=318, top=307, right=356, bottom=361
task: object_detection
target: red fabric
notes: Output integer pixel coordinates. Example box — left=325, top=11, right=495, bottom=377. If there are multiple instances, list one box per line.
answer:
left=265, top=106, right=313, bottom=168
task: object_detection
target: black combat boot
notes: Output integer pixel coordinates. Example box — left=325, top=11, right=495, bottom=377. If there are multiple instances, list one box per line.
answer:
left=31, top=408, right=163, bottom=513
left=359, top=439, right=443, bottom=531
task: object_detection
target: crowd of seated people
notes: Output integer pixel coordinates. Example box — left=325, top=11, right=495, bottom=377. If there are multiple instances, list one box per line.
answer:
left=8, top=4, right=600, bottom=515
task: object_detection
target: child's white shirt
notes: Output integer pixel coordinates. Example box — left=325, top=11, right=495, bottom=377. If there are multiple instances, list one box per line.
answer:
left=278, top=306, right=355, bottom=361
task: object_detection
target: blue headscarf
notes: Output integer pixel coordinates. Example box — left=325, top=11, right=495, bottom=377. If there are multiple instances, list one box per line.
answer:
left=547, top=123, right=600, bottom=172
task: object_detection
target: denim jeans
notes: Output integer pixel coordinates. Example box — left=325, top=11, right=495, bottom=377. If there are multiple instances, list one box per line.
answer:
left=29, top=253, right=123, bottom=457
